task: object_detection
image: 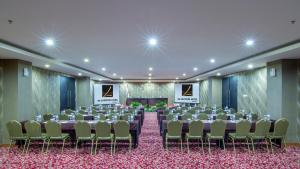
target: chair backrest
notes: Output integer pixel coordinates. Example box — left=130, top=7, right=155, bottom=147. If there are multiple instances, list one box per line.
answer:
left=198, top=113, right=208, bottom=120
left=95, top=121, right=111, bottom=138
left=74, top=121, right=91, bottom=137
left=80, top=106, right=87, bottom=110
left=99, top=114, right=106, bottom=120
left=6, top=120, right=23, bottom=138
left=210, top=120, right=226, bottom=137
left=24, top=120, right=42, bottom=137
left=188, top=109, right=196, bottom=114
left=65, top=109, right=73, bottom=114
left=43, top=113, right=53, bottom=121
left=75, top=114, right=84, bottom=120
left=216, top=113, right=227, bottom=120
left=203, top=110, right=211, bottom=114
left=45, top=121, right=62, bottom=137
left=167, top=121, right=183, bottom=136
left=121, top=113, right=131, bottom=121
left=92, top=109, right=98, bottom=115
left=253, top=119, right=271, bottom=136
left=113, top=120, right=130, bottom=137
left=59, top=114, right=69, bottom=120
left=182, top=113, right=192, bottom=120
left=189, top=120, right=204, bottom=136
left=273, top=118, right=289, bottom=137
left=235, top=112, right=244, bottom=120
left=251, top=113, right=259, bottom=121
left=166, top=114, right=174, bottom=121
left=235, top=120, right=251, bottom=136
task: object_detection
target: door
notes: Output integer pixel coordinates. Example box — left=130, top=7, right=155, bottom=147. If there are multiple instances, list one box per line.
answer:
left=60, top=76, right=76, bottom=110
left=222, top=76, right=237, bottom=110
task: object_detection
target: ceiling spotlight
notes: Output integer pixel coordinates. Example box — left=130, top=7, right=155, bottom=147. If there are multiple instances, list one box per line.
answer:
left=148, top=77, right=152, bottom=80
left=248, top=64, right=253, bottom=69
left=148, top=73, right=152, bottom=76
left=193, top=67, right=198, bottom=71
left=210, top=59, right=215, bottom=63
left=196, top=78, right=200, bottom=81
left=149, top=67, right=153, bottom=71
left=246, top=39, right=255, bottom=46
left=45, top=38, right=55, bottom=46
left=78, top=73, right=82, bottom=76
left=113, top=73, right=117, bottom=76
left=182, top=73, right=186, bottom=76
left=44, top=64, right=50, bottom=68
left=98, top=79, right=102, bottom=81
left=175, top=77, right=179, bottom=80
left=216, top=73, right=221, bottom=76
left=84, top=58, right=89, bottom=63
left=148, top=38, right=157, bottom=46
left=120, top=77, right=123, bottom=80
left=101, top=67, right=106, bottom=71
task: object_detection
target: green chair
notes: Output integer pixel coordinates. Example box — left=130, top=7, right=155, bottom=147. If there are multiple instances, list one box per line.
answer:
left=207, top=119, right=226, bottom=154
left=45, top=121, right=69, bottom=153
left=251, top=113, right=259, bottom=121
left=229, top=108, right=236, bottom=114
left=43, top=113, right=53, bottom=121
left=186, top=120, right=204, bottom=153
left=235, top=112, right=244, bottom=120
left=6, top=120, right=28, bottom=153
left=24, top=120, right=47, bottom=153
left=59, top=114, right=69, bottom=120
left=163, top=110, right=170, bottom=115
left=74, top=121, right=95, bottom=154
left=247, top=119, right=271, bottom=152
left=78, top=110, right=86, bottom=115
left=267, top=118, right=289, bottom=153
left=121, top=113, right=131, bottom=121
left=203, top=110, right=211, bottom=114
left=75, top=114, right=84, bottom=121
left=99, top=114, right=106, bottom=120
left=199, top=113, right=208, bottom=120
left=80, top=106, right=87, bottom=110
left=94, top=121, right=114, bottom=155
left=166, top=114, right=175, bottom=121
left=182, top=113, right=193, bottom=121
left=166, top=121, right=183, bottom=151
left=113, top=120, right=132, bottom=153
left=92, top=109, right=98, bottom=115
left=216, top=113, right=227, bottom=120
left=65, top=109, right=73, bottom=115
left=106, top=114, right=113, bottom=120
left=229, top=120, right=251, bottom=152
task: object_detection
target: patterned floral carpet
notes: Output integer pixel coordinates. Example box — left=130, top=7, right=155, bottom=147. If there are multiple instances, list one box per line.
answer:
left=0, top=112, right=299, bottom=168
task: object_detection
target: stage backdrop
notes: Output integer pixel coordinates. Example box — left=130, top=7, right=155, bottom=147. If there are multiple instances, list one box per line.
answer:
left=94, top=84, right=120, bottom=104
left=174, top=83, right=199, bottom=103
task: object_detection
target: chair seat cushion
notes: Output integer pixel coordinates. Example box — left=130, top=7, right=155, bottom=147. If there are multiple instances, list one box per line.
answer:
left=29, top=133, right=47, bottom=140
left=267, top=133, right=284, bottom=139
left=49, top=133, right=69, bottom=140
left=206, top=133, right=224, bottom=139
left=166, top=133, right=181, bottom=139
left=229, top=133, right=247, bottom=139
left=248, top=133, right=266, bottom=139
left=78, top=134, right=95, bottom=140
left=115, top=135, right=131, bottom=140
left=96, top=134, right=114, bottom=140
left=186, top=133, right=202, bottom=139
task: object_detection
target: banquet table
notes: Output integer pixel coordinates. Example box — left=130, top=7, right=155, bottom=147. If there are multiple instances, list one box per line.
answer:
left=21, top=120, right=141, bottom=148
left=161, top=120, right=275, bottom=148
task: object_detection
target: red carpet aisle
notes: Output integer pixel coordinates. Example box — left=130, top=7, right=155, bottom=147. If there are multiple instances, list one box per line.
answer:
left=0, top=112, right=300, bottom=168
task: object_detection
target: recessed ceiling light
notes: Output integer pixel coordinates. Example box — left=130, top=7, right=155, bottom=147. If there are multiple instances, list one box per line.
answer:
left=44, top=64, right=50, bottom=68
left=113, top=73, right=117, bottom=76
left=246, top=39, right=255, bottom=46
left=148, top=77, right=151, bottom=80
left=248, top=64, right=253, bottom=69
left=182, top=73, right=186, bottom=76
left=78, top=73, right=82, bottom=76
left=196, top=78, right=200, bottom=81
left=98, top=78, right=102, bottom=81
left=175, top=77, right=179, bottom=80
left=148, top=38, right=157, bottom=46
left=216, top=73, right=221, bottom=76
left=84, top=58, right=89, bottom=63
left=101, top=67, right=106, bottom=71
left=120, top=77, right=123, bottom=80
left=148, top=73, right=152, bottom=76
left=210, top=59, right=215, bottom=63
left=45, top=38, right=55, bottom=46
left=149, top=67, right=153, bottom=71
left=193, top=67, right=198, bottom=71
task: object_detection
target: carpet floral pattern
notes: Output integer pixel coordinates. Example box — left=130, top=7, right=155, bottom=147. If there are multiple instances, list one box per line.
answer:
left=0, top=113, right=299, bottom=168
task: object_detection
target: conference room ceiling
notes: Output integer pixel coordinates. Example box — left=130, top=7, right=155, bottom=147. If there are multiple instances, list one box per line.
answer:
left=0, top=0, right=300, bottom=81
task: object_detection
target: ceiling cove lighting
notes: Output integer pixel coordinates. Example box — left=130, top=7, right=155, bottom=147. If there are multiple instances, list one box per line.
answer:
left=248, top=64, right=253, bottom=69
left=182, top=73, right=186, bottom=76
left=78, top=73, right=82, bottom=76
left=210, top=59, right=215, bottom=63
left=149, top=67, right=153, bottom=71
left=120, top=77, right=123, bottom=80
left=45, top=38, right=55, bottom=46
left=193, top=67, right=198, bottom=71
left=113, top=73, right=117, bottom=76
left=44, top=64, right=50, bottom=68
left=246, top=39, right=255, bottom=46
left=84, top=58, right=89, bottom=63
left=148, top=38, right=157, bottom=46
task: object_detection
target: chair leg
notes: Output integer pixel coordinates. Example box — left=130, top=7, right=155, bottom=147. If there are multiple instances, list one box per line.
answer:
left=186, top=138, right=189, bottom=154
left=201, top=138, right=204, bottom=154
left=75, top=140, right=79, bottom=155
left=283, top=137, right=287, bottom=150
left=246, top=138, right=250, bottom=153
left=91, top=140, right=94, bottom=155
left=265, top=138, right=269, bottom=153
left=251, top=138, right=255, bottom=152
left=129, top=139, right=132, bottom=152
left=232, top=138, right=235, bottom=153
left=62, top=139, right=66, bottom=153
left=22, top=140, right=27, bottom=154
left=114, top=139, right=116, bottom=154
left=165, top=138, right=168, bottom=151
left=269, top=138, right=274, bottom=154
left=46, top=139, right=50, bottom=153
left=26, top=140, right=31, bottom=154
left=110, top=139, right=113, bottom=155
left=222, top=139, right=226, bottom=151
left=94, top=140, right=98, bottom=155
left=208, top=138, right=211, bottom=154
left=180, top=139, right=182, bottom=152
left=42, top=139, right=46, bottom=153
left=8, top=139, right=12, bottom=153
